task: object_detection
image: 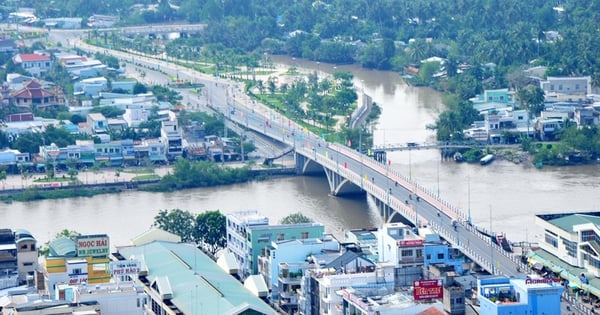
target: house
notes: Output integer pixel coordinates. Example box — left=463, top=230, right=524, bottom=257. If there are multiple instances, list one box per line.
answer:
left=378, top=223, right=425, bottom=286
left=540, top=76, right=591, bottom=103
left=0, top=38, right=17, bottom=53
left=73, top=77, right=108, bottom=98
left=10, top=81, right=61, bottom=110
left=477, top=276, right=562, bottom=315
left=12, top=53, right=53, bottom=76
left=86, top=113, right=108, bottom=134
left=161, top=119, right=183, bottom=161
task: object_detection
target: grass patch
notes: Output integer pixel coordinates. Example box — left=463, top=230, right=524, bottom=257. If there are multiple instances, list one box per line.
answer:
left=121, top=168, right=156, bottom=174
left=132, top=174, right=161, bottom=181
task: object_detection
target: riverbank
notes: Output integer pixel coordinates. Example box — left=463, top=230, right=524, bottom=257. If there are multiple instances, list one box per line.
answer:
left=0, top=161, right=297, bottom=202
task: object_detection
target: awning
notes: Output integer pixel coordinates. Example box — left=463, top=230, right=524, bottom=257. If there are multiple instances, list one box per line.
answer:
left=533, top=263, right=544, bottom=271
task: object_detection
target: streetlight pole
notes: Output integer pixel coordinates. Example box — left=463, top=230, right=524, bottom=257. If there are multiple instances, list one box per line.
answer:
left=468, top=175, right=472, bottom=225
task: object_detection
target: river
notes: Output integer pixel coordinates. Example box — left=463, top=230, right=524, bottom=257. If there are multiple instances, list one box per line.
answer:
left=3, top=56, right=600, bottom=250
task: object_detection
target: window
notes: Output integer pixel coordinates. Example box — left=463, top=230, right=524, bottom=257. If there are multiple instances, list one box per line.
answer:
left=73, top=268, right=82, bottom=274
left=545, top=233, right=558, bottom=248
left=23, top=262, right=33, bottom=266
left=455, top=297, right=463, bottom=304
left=426, top=254, right=431, bottom=260
left=301, top=232, right=309, bottom=239
left=416, top=249, right=423, bottom=258
left=401, top=249, right=413, bottom=257
left=558, top=84, right=563, bottom=91
left=437, top=253, right=444, bottom=259
left=277, top=233, right=284, bottom=241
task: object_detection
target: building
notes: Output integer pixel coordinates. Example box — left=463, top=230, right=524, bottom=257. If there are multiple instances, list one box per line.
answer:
left=535, top=212, right=600, bottom=275
left=2, top=300, right=101, bottom=315
left=246, top=222, right=325, bottom=279
left=12, top=54, right=53, bottom=76
left=116, top=241, right=277, bottom=315
left=87, top=113, right=108, bottom=135
left=37, top=234, right=112, bottom=297
left=378, top=223, right=424, bottom=287
left=0, top=229, right=18, bottom=290
left=340, top=286, right=445, bottom=315
left=226, top=210, right=269, bottom=279
left=477, top=276, right=563, bottom=315
left=298, top=260, right=392, bottom=315
left=10, top=81, right=61, bottom=110
left=0, top=39, right=17, bottom=53
left=540, top=76, right=591, bottom=103
left=420, top=227, right=467, bottom=276
left=161, top=119, right=183, bottom=161
left=257, top=234, right=341, bottom=306
left=54, top=281, right=146, bottom=315
left=14, top=229, right=37, bottom=286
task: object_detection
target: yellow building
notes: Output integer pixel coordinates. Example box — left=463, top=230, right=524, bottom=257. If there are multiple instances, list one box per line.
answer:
left=36, top=235, right=111, bottom=297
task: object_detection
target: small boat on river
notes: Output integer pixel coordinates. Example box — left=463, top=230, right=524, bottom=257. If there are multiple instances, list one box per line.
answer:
left=480, top=154, right=495, bottom=165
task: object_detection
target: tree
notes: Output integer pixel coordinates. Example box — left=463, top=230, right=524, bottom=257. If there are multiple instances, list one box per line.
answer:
left=39, top=229, right=81, bottom=256
left=195, top=210, right=226, bottom=256
left=153, top=209, right=196, bottom=242
left=280, top=212, right=313, bottom=224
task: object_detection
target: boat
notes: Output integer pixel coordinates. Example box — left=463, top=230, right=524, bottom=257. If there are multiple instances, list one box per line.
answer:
left=480, top=154, right=495, bottom=165
left=453, top=152, right=464, bottom=163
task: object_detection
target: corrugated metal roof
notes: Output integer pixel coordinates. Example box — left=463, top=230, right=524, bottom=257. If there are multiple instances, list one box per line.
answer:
left=549, top=214, right=600, bottom=232
left=118, top=241, right=276, bottom=315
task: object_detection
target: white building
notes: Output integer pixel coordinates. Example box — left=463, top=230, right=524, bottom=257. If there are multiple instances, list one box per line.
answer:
left=226, top=210, right=269, bottom=279
left=299, top=262, right=395, bottom=315
left=378, top=223, right=425, bottom=287
left=57, top=281, right=147, bottom=315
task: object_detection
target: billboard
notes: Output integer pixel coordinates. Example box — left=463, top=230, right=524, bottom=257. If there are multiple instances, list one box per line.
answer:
left=109, top=260, right=141, bottom=276
left=413, top=279, right=443, bottom=300
left=77, top=234, right=110, bottom=257
left=397, top=239, right=424, bottom=247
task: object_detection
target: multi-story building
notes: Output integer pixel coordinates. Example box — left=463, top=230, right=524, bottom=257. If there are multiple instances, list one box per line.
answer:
left=226, top=210, right=326, bottom=279
left=15, top=229, right=38, bottom=286
left=0, top=229, right=18, bottom=290
left=540, top=76, right=591, bottom=103
left=420, top=227, right=467, bottom=276
left=535, top=212, right=600, bottom=275
left=298, top=260, right=393, bottom=315
left=258, top=234, right=340, bottom=305
left=10, top=80, right=61, bottom=110
left=378, top=223, right=425, bottom=287
left=38, top=234, right=112, bottom=297
left=161, top=119, right=183, bottom=161
left=226, top=210, right=269, bottom=279
left=477, top=276, right=563, bottom=315
left=55, top=281, right=147, bottom=315
left=340, top=286, right=445, bottom=314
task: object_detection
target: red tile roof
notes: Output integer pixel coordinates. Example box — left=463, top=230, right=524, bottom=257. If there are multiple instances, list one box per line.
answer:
left=11, top=81, right=56, bottom=99
left=16, top=54, right=51, bottom=62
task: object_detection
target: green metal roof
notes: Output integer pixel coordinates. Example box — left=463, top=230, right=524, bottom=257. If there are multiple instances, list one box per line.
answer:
left=118, top=241, right=276, bottom=315
left=48, top=237, right=77, bottom=257
left=548, top=214, right=600, bottom=233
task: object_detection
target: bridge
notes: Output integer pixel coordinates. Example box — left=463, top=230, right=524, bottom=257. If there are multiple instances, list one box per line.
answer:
left=64, top=35, right=530, bottom=278
left=214, top=99, right=530, bottom=278
left=371, top=141, right=521, bottom=152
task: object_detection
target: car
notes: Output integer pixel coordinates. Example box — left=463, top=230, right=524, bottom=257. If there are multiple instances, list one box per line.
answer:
left=407, top=142, right=418, bottom=147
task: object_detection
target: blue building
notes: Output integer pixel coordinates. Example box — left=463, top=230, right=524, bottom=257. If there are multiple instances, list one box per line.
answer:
left=478, top=276, right=563, bottom=315
left=420, top=227, right=467, bottom=275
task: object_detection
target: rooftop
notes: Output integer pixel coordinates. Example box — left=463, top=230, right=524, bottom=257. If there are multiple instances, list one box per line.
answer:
left=118, top=241, right=276, bottom=315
